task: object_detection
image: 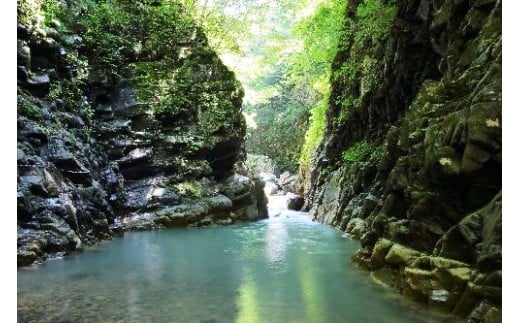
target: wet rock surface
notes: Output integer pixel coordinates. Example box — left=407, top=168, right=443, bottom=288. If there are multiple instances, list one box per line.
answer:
left=303, top=0, right=501, bottom=320
left=17, top=2, right=266, bottom=266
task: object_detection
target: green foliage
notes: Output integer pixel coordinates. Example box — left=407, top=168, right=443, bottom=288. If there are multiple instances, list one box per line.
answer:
left=177, top=1, right=347, bottom=173
left=181, top=0, right=248, bottom=53
left=17, top=0, right=37, bottom=26
left=288, top=0, right=345, bottom=87
left=245, top=84, right=311, bottom=172
left=326, top=0, right=397, bottom=140
left=45, top=0, right=196, bottom=83
left=17, top=93, right=40, bottom=118
left=333, top=61, right=357, bottom=83
left=299, top=94, right=327, bottom=168
left=291, top=0, right=346, bottom=171
left=370, top=144, right=386, bottom=161
left=174, top=180, right=203, bottom=198
left=341, top=141, right=383, bottom=163
left=299, top=75, right=330, bottom=169
left=355, top=0, right=396, bottom=42
left=129, top=61, right=192, bottom=116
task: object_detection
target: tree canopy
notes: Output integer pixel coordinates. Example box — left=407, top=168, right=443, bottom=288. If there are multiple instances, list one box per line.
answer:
left=181, top=0, right=346, bottom=172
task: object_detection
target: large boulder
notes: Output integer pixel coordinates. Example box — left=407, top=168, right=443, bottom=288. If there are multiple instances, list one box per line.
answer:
left=287, top=193, right=304, bottom=211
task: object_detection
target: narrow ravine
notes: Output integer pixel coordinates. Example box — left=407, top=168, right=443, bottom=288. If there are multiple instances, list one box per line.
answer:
left=18, top=195, right=455, bottom=322
left=17, top=0, right=501, bottom=321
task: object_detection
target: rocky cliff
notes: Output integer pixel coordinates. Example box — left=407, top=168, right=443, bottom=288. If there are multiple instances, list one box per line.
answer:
left=17, top=0, right=267, bottom=267
left=303, top=0, right=501, bottom=320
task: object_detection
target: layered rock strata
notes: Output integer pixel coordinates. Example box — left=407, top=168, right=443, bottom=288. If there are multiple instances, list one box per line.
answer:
left=17, top=0, right=267, bottom=266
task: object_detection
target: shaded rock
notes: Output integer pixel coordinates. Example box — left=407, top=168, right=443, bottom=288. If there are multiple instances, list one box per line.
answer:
left=221, top=174, right=251, bottom=201
left=62, top=167, right=92, bottom=185
left=17, top=148, right=26, bottom=162
left=216, top=218, right=233, bottom=225
left=251, top=177, right=268, bottom=220
left=299, top=0, right=501, bottom=318
left=478, top=270, right=501, bottom=288
left=21, top=123, right=48, bottom=144
left=403, top=267, right=433, bottom=301
left=370, top=267, right=400, bottom=289
left=387, top=219, right=411, bottom=243
left=17, top=43, right=31, bottom=68
left=155, top=203, right=207, bottom=227
left=17, top=249, right=39, bottom=266
left=278, top=171, right=298, bottom=193
left=432, top=267, right=473, bottom=291
left=47, top=137, right=83, bottom=170
left=370, top=238, right=394, bottom=269
left=287, top=193, right=304, bottom=211
left=124, top=184, right=153, bottom=210
left=25, top=74, right=50, bottom=97
left=114, top=103, right=149, bottom=119
left=410, top=255, right=469, bottom=271
left=467, top=300, right=501, bottom=323
left=61, top=34, right=83, bottom=47
left=43, top=169, right=59, bottom=196
left=345, top=218, right=367, bottom=239
left=14, top=0, right=291, bottom=269
left=97, top=120, right=132, bottom=136
left=19, top=173, right=48, bottom=196
left=434, top=192, right=501, bottom=266
left=427, top=289, right=461, bottom=314
left=207, top=194, right=233, bottom=212
left=57, top=112, right=85, bottom=128
left=453, top=282, right=501, bottom=317
left=121, top=212, right=159, bottom=230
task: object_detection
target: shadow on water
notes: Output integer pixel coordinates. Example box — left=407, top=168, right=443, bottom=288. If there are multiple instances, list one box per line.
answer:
left=66, top=272, right=100, bottom=280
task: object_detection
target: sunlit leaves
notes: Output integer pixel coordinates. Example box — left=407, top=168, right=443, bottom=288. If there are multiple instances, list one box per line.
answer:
left=179, top=0, right=347, bottom=171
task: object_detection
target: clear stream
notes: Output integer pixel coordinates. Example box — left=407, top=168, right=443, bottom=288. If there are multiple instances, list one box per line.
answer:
left=18, top=196, right=453, bottom=323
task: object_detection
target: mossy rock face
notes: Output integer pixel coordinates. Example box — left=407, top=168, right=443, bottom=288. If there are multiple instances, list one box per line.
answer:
left=369, top=238, right=394, bottom=269
left=371, top=267, right=401, bottom=289
left=467, top=300, right=501, bottom=323
left=384, top=243, right=423, bottom=266
left=304, top=0, right=501, bottom=317
left=432, top=267, right=474, bottom=292
left=17, top=0, right=266, bottom=266
left=345, top=218, right=367, bottom=239
left=403, top=267, right=434, bottom=302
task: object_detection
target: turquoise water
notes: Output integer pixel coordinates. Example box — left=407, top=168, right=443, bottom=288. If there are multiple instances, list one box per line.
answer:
left=18, top=197, right=451, bottom=323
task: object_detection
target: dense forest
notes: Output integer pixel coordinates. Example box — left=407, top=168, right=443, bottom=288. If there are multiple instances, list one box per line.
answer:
left=17, top=0, right=501, bottom=322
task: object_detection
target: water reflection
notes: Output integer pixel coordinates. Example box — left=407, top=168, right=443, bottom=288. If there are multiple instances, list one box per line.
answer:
left=236, top=268, right=261, bottom=323
left=265, top=220, right=288, bottom=264
left=18, top=196, right=451, bottom=323
left=140, top=233, right=164, bottom=287
left=297, top=251, right=326, bottom=323
left=126, top=288, right=140, bottom=320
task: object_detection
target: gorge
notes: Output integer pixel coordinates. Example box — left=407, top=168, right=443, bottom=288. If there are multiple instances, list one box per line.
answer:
left=17, top=0, right=502, bottom=322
